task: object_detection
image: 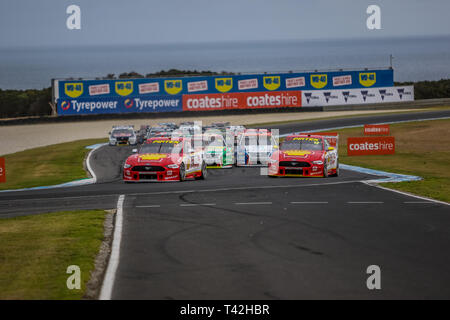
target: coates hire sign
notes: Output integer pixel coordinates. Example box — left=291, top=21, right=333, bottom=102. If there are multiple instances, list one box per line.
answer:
left=54, top=69, right=394, bottom=115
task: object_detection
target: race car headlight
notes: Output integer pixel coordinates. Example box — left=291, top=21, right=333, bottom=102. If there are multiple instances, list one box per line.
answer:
left=312, top=160, right=324, bottom=165
left=269, top=158, right=278, bottom=164
left=167, top=164, right=179, bottom=169
left=124, top=163, right=132, bottom=169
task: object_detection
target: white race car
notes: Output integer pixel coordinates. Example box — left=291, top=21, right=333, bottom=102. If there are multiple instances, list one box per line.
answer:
left=109, top=125, right=137, bottom=146
left=236, top=129, right=278, bottom=166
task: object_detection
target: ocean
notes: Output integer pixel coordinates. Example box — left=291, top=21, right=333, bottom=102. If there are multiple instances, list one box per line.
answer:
left=0, top=35, right=449, bottom=90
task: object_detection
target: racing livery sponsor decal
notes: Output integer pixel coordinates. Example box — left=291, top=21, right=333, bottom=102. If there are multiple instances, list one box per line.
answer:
left=286, top=76, right=305, bottom=88
left=310, top=74, right=327, bottom=89
left=292, top=137, right=321, bottom=144
left=115, top=81, right=133, bottom=96
left=0, top=157, right=5, bottom=183
left=263, top=76, right=281, bottom=91
left=188, top=80, right=208, bottom=92
left=347, top=137, right=395, bottom=156
left=89, top=84, right=110, bottom=96
left=182, top=91, right=301, bottom=111
left=238, top=78, right=258, bottom=90
left=139, top=153, right=168, bottom=160
left=359, top=72, right=376, bottom=87
left=215, top=78, right=233, bottom=93
left=139, top=82, right=159, bottom=94
left=164, top=80, right=182, bottom=95
left=64, top=83, right=83, bottom=98
left=333, top=75, right=352, bottom=87
left=364, top=124, right=390, bottom=135
left=151, top=140, right=180, bottom=144
left=283, top=151, right=312, bottom=156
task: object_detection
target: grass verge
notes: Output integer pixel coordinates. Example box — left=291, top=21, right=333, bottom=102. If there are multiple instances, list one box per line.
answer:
left=0, top=139, right=106, bottom=190
left=334, top=118, right=450, bottom=203
left=0, top=210, right=106, bottom=299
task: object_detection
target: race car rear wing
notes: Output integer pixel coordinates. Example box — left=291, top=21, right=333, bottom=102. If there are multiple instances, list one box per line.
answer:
left=298, top=132, right=339, bottom=151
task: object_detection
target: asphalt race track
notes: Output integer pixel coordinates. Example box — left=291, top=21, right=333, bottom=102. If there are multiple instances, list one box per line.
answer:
left=1, top=109, right=450, bottom=299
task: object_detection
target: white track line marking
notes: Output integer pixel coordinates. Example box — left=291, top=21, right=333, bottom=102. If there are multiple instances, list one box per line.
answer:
left=404, top=201, right=434, bottom=204
left=235, top=202, right=273, bottom=205
left=179, top=203, right=216, bottom=207
left=99, top=194, right=125, bottom=300
left=85, top=144, right=104, bottom=183
left=136, top=205, right=161, bottom=208
left=366, top=183, right=450, bottom=206
left=347, top=201, right=384, bottom=204
left=290, top=201, right=329, bottom=204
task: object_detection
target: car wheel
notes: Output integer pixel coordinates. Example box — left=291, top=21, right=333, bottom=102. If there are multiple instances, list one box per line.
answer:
left=323, top=163, right=329, bottom=178
left=179, top=163, right=186, bottom=181
left=332, top=163, right=339, bottom=177
left=197, top=161, right=207, bottom=180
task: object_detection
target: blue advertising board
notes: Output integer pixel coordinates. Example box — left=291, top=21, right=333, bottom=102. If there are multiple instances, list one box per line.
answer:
left=55, top=68, right=394, bottom=115
left=57, top=95, right=182, bottom=115
left=56, top=69, right=393, bottom=99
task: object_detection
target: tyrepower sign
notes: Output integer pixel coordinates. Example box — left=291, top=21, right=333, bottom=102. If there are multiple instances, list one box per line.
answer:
left=364, top=124, right=390, bottom=135
left=0, top=158, right=5, bottom=183
left=347, top=137, right=395, bottom=156
left=182, top=91, right=301, bottom=111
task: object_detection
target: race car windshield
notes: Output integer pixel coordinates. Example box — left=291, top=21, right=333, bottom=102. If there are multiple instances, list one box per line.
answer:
left=112, top=129, right=133, bottom=137
left=150, top=127, right=165, bottom=132
left=140, top=142, right=181, bottom=154
left=204, top=136, right=224, bottom=147
left=281, top=139, right=323, bottom=151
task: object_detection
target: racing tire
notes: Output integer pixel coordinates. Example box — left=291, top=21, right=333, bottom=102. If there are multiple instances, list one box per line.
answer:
left=179, top=163, right=186, bottom=182
left=323, top=163, right=329, bottom=178
left=331, top=163, right=339, bottom=177
left=196, top=161, right=208, bottom=180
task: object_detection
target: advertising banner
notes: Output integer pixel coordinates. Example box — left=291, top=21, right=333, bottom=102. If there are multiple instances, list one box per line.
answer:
left=347, top=137, right=395, bottom=156
left=54, top=69, right=394, bottom=102
left=302, top=85, right=414, bottom=107
left=0, top=157, right=5, bottom=183
left=57, top=95, right=182, bottom=116
left=182, top=91, right=301, bottom=111
left=364, top=124, right=390, bottom=135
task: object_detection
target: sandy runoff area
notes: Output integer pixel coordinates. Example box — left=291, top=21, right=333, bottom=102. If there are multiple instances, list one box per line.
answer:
left=0, top=109, right=425, bottom=156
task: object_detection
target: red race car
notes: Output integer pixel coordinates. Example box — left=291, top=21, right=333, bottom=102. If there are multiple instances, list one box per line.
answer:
left=123, top=137, right=207, bottom=182
left=268, top=133, right=339, bottom=177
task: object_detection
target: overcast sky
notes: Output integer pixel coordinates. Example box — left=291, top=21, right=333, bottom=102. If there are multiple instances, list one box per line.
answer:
left=1, top=0, right=449, bottom=48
